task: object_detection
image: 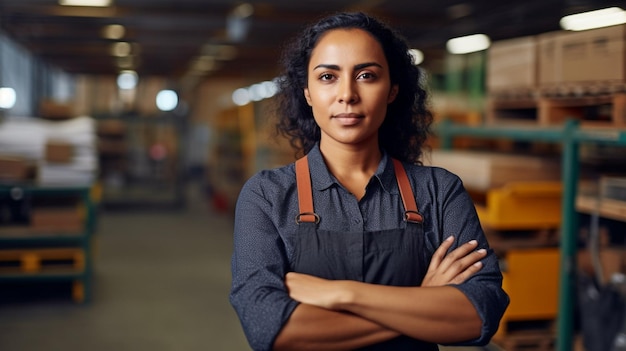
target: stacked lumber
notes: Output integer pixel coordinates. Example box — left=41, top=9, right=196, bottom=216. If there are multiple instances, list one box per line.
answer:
left=425, top=150, right=561, bottom=193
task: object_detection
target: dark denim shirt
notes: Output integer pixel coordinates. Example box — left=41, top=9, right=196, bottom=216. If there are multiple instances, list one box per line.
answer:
left=230, top=144, right=509, bottom=351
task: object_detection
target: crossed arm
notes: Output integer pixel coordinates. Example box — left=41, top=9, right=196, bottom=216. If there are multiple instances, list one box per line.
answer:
left=273, top=236, right=487, bottom=350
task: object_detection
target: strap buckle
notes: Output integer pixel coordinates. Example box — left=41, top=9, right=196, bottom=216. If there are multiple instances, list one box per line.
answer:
left=295, top=212, right=320, bottom=224
left=404, top=210, right=423, bottom=224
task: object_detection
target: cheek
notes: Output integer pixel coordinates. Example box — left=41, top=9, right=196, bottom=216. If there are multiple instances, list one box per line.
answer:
left=308, top=89, right=332, bottom=106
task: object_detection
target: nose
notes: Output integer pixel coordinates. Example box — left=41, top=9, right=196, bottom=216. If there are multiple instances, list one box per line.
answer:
left=338, top=79, right=358, bottom=104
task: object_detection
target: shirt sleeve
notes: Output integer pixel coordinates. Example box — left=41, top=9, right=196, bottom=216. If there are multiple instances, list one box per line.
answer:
left=229, top=173, right=299, bottom=351
left=431, top=169, right=510, bottom=346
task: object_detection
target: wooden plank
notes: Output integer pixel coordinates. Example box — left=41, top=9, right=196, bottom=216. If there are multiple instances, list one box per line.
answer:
left=576, top=195, right=626, bottom=222
left=426, top=150, right=561, bottom=193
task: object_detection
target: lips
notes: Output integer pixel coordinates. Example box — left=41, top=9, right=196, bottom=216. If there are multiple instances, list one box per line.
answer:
left=333, top=113, right=364, bottom=126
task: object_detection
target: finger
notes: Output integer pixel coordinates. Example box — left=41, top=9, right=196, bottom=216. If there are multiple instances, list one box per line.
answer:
left=437, top=239, right=479, bottom=271
left=446, top=248, right=487, bottom=279
left=450, top=259, right=485, bottom=285
left=429, top=235, right=455, bottom=269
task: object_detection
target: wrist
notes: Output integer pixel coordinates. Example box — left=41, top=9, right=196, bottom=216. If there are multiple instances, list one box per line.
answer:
left=333, top=280, right=358, bottom=310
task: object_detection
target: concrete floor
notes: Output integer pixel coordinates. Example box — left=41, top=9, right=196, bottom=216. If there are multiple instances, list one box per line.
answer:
left=0, top=184, right=496, bottom=351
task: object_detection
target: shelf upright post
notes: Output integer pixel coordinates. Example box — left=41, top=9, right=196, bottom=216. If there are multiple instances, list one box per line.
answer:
left=556, top=119, right=580, bottom=351
left=435, top=119, right=454, bottom=150
left=82, top=186, right=95, bottom=304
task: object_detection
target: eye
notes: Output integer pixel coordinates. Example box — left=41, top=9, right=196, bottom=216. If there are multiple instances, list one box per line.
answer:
left=357, top=72, right=376, bottom=80
left=319, top=73, right=335, bottom=81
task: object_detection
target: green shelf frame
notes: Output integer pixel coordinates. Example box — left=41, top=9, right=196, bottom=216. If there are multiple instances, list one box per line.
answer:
left=0, top=184, right=96, bottom=303
left=434, top=119, right=626, bottom=351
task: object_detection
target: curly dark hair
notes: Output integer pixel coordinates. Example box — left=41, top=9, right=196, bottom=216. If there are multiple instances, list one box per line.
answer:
left=275, top=11, right=433, bottom=164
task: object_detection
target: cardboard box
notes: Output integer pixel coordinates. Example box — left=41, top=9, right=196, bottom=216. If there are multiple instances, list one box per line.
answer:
left=30, top=208, right=83, bottom=233
left=487, top=36, right=538, bottom=93
left=539, top=25, right=626, bottom=89
left=45, top=140, right=74, bottom=163
left=537, top=31, right=562, bottom=87
left=0, top=156, right=35, bottom=181
left=39, top=99, right=75, bottom=120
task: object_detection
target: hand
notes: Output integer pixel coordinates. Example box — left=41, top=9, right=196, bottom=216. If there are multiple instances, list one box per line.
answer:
left=285, top=272, right=347, bottom=310
left=421, top=236, right=486, bottom=287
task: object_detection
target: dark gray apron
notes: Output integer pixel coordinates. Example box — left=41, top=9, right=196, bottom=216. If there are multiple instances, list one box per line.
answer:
left=290, top=156, right=438, bottom=350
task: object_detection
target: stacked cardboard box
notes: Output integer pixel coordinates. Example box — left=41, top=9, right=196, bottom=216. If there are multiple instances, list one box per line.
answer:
left=487, top=25, right=626, bottom=97
left=538, top=25, right=626, bottom=94
left=487, top=36, right=538, bottom=97
left=0, top=115, right=97, bottom=186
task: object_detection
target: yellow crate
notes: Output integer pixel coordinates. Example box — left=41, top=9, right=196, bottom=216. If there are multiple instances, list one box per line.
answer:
left=496, top=247, right=560, bottom=338
left=476, top=181, right=562, bottom=230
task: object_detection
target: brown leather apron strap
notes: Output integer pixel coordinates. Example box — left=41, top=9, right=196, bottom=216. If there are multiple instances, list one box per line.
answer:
left=296, top=156, right=420, bottom=224
left=392, top=159, right=423, bottom=223
left=295, top=156, right=320, bottom=224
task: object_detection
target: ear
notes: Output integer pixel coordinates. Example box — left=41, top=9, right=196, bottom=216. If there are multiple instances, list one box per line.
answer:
left=304, top=88, right=312, bottom=106
left=387, top=85, right=399, bottom=104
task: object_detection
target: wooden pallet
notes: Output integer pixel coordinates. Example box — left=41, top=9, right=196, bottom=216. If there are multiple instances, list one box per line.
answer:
left=539, top=81, right=626, bottom=98
left=486, top=92, right=626, bottom=127
left=0, top=248, right=85, bottom=273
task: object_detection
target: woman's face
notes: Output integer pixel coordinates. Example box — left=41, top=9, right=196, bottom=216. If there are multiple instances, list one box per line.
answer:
left=304, top=28, right=398, bottom=151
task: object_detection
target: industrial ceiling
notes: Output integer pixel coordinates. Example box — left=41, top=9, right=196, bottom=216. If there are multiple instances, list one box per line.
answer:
left=1, top=0, right=623, bottom=84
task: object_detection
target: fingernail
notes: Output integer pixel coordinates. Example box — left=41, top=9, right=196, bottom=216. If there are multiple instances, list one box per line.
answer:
left=477, top=249, right=486, bottom=254
left=469, top=240, right=477, bottom=245
left=446, top=236, right=454, bottom=241
left=474, top=261, right=483, bottom=268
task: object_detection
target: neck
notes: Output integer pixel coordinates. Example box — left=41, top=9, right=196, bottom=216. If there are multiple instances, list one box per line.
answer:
left=320, top=140, right=381, bottom=171
left=318, top=139, right=382, bottom=200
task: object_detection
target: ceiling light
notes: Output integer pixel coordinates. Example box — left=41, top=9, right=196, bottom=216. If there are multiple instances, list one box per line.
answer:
left=446, top=34, right=491, bottom=54
left=560, top=7, right=626, bottom=31
left=232, top=88, right=251, bottom=106
left=156, top=90, right=178, bottom=112
left=111, top=42, right=132, bottom=57
left=59, top=0, right=112, bottom=7
left=102, top=24, right=125, bottom=39
left=408, top=49, right=424, bottom=65
left=261, top=80, right=278, bottom=99
left=0, top=87, right=17, bottom=109
left=117, top=70, right=138, bottom=90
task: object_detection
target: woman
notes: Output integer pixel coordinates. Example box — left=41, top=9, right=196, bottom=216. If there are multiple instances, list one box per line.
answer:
left=230, top=12, right=508, bottom=351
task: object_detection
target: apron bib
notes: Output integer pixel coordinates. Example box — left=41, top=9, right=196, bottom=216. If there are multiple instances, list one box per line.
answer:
left=290, top=156, right=437, bottom=350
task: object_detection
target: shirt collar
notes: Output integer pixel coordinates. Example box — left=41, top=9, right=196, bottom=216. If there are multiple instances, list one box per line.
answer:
left=306, top=143, right=399, bottom=195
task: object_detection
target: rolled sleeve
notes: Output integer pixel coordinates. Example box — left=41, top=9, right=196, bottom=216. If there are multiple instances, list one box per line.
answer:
left=426, top=167, right=509, bottom=345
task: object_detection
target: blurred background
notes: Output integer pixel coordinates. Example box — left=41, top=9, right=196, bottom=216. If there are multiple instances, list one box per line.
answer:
left=1, top=1, right=626, bottom=350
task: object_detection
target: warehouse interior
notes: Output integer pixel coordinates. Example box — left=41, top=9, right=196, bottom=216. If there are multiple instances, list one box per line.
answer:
left=1, top=1, right=626, bottom=350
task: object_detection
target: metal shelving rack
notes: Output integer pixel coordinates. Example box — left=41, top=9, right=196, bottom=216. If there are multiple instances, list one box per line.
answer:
left=95, top=112, right=188, bottom=210
left=434, top=119, right=626, bottom=351
left=0, top=184, right=96, bottom=303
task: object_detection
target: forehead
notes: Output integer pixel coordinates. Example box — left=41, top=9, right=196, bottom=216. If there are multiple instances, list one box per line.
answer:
left=310, top=28, right=386, bottom=66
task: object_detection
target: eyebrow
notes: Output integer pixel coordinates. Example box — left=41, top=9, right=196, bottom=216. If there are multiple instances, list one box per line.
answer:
left=313, top=62, right=383, bottom=71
